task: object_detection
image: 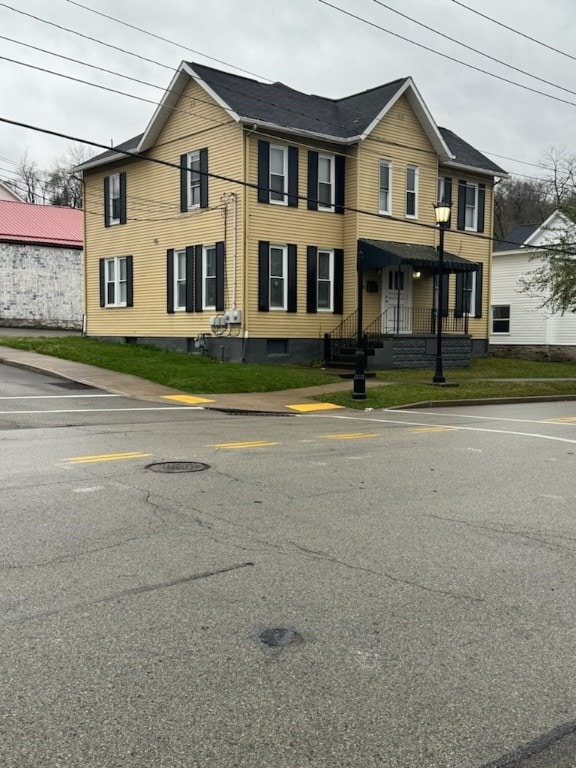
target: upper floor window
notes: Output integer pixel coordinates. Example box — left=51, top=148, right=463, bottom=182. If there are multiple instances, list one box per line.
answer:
left=99, top=255, right=133, bottom=308
left=202, top=245, right=217, bottom=310
left=317, top=249, right=334, bottom=311
left=180, top=149, right=208, bottom=212
left=379, top=161, right=392, bottom=215
left=318, top=154, right=335, bottom=210
left=406, top=165, right=418, bottom=218
left=258, top=140, right=298, bottom=207
left=457, top=180, right=485, bottom=233
left=269, top=145, right=288, bottom=204
left=104, top=172, right=126, bottom=227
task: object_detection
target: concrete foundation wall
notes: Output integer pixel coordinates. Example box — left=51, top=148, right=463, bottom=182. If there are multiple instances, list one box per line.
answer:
left=0, top=242, right=83, bottom=329
left=490, top=344, right=576, bottom=363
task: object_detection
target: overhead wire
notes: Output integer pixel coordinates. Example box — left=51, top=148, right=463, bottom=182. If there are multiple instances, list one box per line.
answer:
left=2, top=113, right=575, bottom=257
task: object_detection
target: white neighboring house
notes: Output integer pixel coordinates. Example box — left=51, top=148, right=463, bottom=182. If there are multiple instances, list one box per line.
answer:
left=0, top=180, right=24, bottom=202
left=490, top=210, right=576, bottom=360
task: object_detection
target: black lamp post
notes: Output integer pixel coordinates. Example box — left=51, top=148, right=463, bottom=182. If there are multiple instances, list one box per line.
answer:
left=352, top=245, right=366, bottom=400
left=433, top=201, right=452, bottom=384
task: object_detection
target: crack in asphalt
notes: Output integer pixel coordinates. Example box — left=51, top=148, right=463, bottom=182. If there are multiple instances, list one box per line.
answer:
left=3, top=561, right=254, bottom=625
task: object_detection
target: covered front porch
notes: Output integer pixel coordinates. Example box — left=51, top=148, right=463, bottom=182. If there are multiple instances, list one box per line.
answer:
left=324, top=239, right=479, bottom=370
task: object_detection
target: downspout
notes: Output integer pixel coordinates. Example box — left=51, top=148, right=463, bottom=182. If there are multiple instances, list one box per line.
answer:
left=232, top=191, right=237, bottom=309
left=242, top=125, right=258, bottom=361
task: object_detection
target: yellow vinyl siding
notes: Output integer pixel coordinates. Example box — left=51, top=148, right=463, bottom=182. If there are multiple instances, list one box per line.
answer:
left=84, top=79, right=245, bottom=338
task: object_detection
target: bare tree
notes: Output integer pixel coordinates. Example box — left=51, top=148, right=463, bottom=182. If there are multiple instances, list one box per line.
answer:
left=494, top=176, right=552, bottom=241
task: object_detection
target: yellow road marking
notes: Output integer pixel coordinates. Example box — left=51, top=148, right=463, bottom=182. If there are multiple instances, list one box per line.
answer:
left=287, top=402, right=344, bottom=412
left=546, top=416, right=576, bottom=423
left=320, top=432, right=379, bottom=440
left=410, top=427, right=455, bottom=433
left=64, top=452, right=153, bottom=464
left=162, top=395, right=215, bottom=404
left=209, top=441, right=279, bottom=449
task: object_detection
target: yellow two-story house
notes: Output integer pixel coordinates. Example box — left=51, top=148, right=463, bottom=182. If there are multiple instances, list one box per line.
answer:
left=76, top=61, right=506, bottom=368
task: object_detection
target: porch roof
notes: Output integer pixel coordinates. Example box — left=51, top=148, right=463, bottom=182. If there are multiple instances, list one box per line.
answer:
left=358, top=239, right=478, bottom=273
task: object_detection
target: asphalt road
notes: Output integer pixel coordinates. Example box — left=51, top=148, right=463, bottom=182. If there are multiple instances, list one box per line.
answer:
left=2, top=364, right=576, bottom=767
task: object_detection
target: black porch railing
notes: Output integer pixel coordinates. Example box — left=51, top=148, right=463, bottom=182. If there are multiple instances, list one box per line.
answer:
left=364, top=306, right=470, bottom=339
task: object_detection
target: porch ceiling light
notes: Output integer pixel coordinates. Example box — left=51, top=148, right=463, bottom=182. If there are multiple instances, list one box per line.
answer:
left=433, top=201, right=452, bottom=225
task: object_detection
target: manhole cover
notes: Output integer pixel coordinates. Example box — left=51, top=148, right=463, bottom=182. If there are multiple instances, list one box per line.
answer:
left=146, top=461, right=210, bottom=473
left=259, top=628, right=303, bottom=647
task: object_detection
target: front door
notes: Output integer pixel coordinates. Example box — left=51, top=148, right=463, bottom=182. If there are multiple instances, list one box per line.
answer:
left=381, top=267, right=412, bottom=333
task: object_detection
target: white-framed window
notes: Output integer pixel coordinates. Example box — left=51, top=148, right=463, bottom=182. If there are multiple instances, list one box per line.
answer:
left=270, top=145, right=288, bottom=205
left=109, top=173, right=121, bottom=225
left=492, top=305, right=510, bottom=334
left=464, top=182, right=478, bottom=230
left=437, top=176, right=449, bottom=205
left=317, top=249, right=334, bottom=311
left=406, top=165, right=418, bottom=218
left=379, top=160, right=392, bottom=215
left=202, top=245, right=217, bottom=310
left=463, top=271, right=477, bottom=315
left=318, top=154, right=334, bottom=210
left=105, top=256, right=127, bottom=307
left=186, top=150, right=201, bottom=209
left=269, top=244, right=287, bottom=309
left=174, top=249, right=187, bottom=311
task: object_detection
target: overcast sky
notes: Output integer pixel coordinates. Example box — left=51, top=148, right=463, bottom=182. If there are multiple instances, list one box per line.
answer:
left=1, top=0, right=575, bottom=189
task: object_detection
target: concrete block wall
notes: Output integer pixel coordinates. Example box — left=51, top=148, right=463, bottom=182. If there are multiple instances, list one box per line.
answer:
left=0, top=243, right=83, bottom=329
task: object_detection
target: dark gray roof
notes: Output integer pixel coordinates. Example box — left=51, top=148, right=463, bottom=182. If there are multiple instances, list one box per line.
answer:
left=192, top=62, right=408, bottom=139
left=360, top=239, right=477, bottom=273
left=439, top=127, right=506, bottom=175
left=494, top=223, right=541, bottom=251
left=76, top=134, right=142, bottom=170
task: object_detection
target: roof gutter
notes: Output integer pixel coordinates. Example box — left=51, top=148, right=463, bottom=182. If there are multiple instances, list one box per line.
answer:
left=442, top=160, right=509, bottom=179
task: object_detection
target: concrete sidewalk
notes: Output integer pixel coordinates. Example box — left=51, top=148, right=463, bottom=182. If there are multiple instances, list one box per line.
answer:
left=0, top=345, right=372, bottom=413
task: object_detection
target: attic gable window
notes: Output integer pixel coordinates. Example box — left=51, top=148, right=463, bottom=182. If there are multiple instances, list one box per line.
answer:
left=180, top=149, right=208, bottom=212
left=104, top=172, right=126, bottom=227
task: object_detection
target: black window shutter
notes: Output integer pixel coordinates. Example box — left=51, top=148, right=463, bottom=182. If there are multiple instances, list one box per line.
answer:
left=335, top=155, right=345, bottom=214
left=334, top=248, right=344, bottom=314
left=287, top=244, right=297, bottom=313
left=258, top=241, right=270, bottom=311
left=166, top=249, right=175, bottom=313
left=215, top=241, right=225, bottom=312
left=477, top=184, right=486, bottom=233
left=185, top=246, right=195, bottom=312
left=307, top=152, right=318, bottom=210
left=99, top=258, right=106, bottom=306
left=194, top=245, right=203, bottom=312
left=444, top=177, right=452, bottom=228
left=126, top=255, right=134, bottom=307
left=199, top=148, right=209, bottom=209
left=457, top=180, right=466, bottom=231
left=257, top=140, right=270, bottom=204
left=180, top=154, right=188, bottom=213
left=475, top=263, right=483, bottom=318
left=442, top=273, right=449, bottom=317
left=306, top=246, right=318, bottom=313
left=119, top=172, right=127, bottom=224
left=455, top=272, right=464, bottom=317
left=288, top=146, right=299, bottom=207
left=103, top=177, right=110, bottom=227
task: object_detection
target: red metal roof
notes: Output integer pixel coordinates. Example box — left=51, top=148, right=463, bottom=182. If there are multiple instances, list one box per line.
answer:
left=0, top=200, right=83, bottom=248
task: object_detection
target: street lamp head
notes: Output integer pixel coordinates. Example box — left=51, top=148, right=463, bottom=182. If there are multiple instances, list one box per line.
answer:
left=433, top=201, right=452, bottom=226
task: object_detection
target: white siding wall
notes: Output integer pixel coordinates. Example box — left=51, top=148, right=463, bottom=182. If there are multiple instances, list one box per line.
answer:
left=0, top=242, right=83, bottom=328
left=490, top=251, right=576, bottom=346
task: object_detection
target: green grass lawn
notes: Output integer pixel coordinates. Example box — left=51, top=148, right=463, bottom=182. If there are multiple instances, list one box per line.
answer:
left=1, top=335, right=576, bottom=404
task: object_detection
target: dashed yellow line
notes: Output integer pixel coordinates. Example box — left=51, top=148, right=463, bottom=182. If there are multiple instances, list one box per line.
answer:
left=410, top=426, right=455, bottom=433
left=320, top=432, right=379, bottom=440
left=162, top=395, right=215, bottom=404
left=209, top=441, right=279, bottom=449
left=287, top=402, right=344, bottom=412
left=546, top=416, right=576, bottom=423
left=64, top=452, right=153, bottom=464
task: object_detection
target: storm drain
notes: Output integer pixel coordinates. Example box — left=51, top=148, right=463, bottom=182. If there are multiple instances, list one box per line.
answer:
left=259, top=628, right=303, bottom=647
left=146, top=461, right=210, bottom=473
